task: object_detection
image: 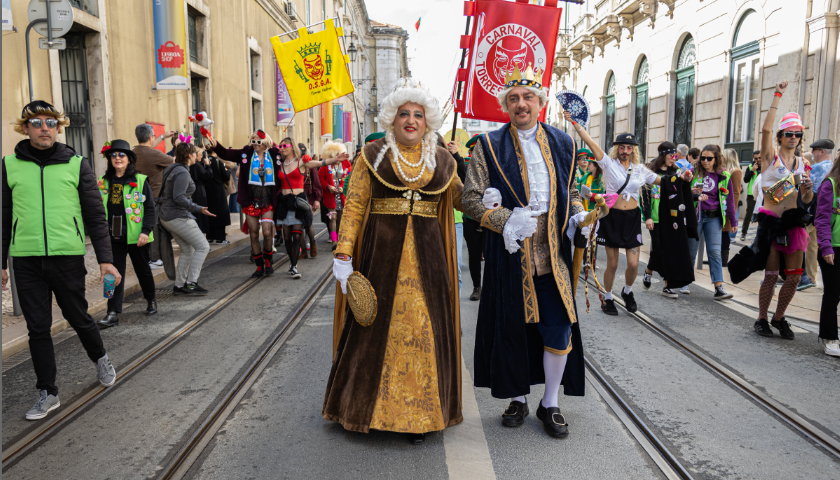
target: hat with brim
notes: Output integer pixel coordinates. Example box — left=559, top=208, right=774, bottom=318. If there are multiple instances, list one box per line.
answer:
left=104, top=139, right=137, bottom=162
left=778, top=112, right=804, bottom=131
left=466, top=134, right=480, bottom=150
left=576, top=148, right=595, bottom=160
left=810, top=138, right=835, bottom=150
left=613, top=133, right=638, bottom=146
left=365, top=132, right=385, bottom=143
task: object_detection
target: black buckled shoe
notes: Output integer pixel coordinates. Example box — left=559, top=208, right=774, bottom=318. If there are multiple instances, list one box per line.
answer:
left=621, top=290, right=638, bottom=313
left=145, top=300, right=158, bottom=316
left=754, top=319, right=773, bottom=337
left=501, top=400, right=528, bottom=427
left=771, top=317, right=795, bottom=340
left=536, top=402, right=569, bottom=438
left=98, top=312, right=119, bottom=329
left=601, top=299, right=618, bottom=316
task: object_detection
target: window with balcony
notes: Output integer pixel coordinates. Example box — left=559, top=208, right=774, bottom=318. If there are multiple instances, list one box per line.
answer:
left=728, top=10, right=761, bottom=146
left=604, top=73, right=616, bottom=151
left=673, top=36, right=696, bottom=147
left=634, top=57, right=649, bottom=158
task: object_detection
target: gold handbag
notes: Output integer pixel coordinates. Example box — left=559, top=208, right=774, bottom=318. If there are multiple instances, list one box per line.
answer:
left=346, top=272, right=377, bottom=327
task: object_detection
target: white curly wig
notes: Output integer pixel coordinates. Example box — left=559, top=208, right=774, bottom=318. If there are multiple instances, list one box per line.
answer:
left=320, top=140, right=347, bottom=159
left=374, top=78, right=443, bottom=171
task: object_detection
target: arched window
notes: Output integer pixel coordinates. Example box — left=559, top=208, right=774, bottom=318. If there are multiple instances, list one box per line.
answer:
left=673, top=36, right=695, bottom=147
left=634, top=57, right=649, bottom=158
left=604, top=73, right=616, bottom=150
left=728, top=10, right=761, bottom=150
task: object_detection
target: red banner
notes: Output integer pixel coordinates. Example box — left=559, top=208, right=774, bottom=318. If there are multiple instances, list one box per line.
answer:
left=455, top=0, right=562, bottom=123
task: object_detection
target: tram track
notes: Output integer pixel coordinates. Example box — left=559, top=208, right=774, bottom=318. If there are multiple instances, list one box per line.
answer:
left=159, top=267, right=333, bottom=480
left=582, top=277, right=840, bottom=467
left=2, top=230, right=329, bottom=471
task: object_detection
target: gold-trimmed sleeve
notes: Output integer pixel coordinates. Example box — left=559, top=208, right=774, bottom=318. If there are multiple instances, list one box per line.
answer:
left=463, top=141, right=511, bottom=234
left=335, top=160, right=372, bottom=257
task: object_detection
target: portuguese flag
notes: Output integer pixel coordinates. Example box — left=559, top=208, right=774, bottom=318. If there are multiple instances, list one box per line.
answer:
left=415, top=17, right=421, bottom=31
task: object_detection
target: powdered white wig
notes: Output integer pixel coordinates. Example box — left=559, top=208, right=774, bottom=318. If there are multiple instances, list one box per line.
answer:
left=373, top=78, right=442, bottom=172
left=496, top=85, right=548, bottom=113
left=320, top=140, right=347, bottom=159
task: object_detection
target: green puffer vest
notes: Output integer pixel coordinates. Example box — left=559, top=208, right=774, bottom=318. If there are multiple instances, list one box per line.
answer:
left=5, top=153, right=86, bottom=257
left=99, top=174, right=154, bottom=245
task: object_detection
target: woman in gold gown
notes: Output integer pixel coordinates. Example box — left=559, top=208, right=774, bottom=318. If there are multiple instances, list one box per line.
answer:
left=323, top=79, right=463, bottom=444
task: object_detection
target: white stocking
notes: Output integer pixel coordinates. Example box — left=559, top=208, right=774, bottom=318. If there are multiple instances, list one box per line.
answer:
left=511, top=395, right=526, bottom=404
left=541, top=351, right=568, bottom=408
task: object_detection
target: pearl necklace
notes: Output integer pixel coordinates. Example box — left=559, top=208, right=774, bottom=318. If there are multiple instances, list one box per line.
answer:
left=393, top=154, right=427, bottom=183
left=394, top=146, right=424, bottom=168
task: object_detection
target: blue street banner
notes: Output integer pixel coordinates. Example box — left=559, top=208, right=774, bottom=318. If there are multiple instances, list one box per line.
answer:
left=275, top=61, right=295, bottom=125
left=153, top=0, right=189, bottom=90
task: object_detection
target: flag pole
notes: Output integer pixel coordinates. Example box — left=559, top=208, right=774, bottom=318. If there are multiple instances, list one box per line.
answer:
left=449, top=13, right=472, bottom=142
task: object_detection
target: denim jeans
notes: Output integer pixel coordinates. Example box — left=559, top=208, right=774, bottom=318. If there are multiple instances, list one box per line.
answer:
left=688, top=215, right=724, bottom=284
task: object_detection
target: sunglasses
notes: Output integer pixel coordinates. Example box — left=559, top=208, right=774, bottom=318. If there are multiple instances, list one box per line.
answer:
left=662, top=149, right=677, bottom=155
left=28, top=118, right=58, bottom=129
left=278, top=143, right=292, bottom=149
left=783, top=131, right=804, bottom=138
left=250, top=139, right=262, bottom=145
left=699, top=156, right=715, bottom=162
left=108, top=152, right=128, bottom=159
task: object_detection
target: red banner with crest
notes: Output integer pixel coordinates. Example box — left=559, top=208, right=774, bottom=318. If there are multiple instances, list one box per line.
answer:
left=455, top=0, right=562, bottom=123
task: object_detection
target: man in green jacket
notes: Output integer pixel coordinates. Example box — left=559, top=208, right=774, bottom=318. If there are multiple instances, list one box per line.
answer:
left=2, top=101, right=120, bottom=420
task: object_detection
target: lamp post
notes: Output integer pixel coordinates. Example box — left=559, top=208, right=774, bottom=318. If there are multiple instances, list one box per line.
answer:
left=347, top=42, right=358, bottom=62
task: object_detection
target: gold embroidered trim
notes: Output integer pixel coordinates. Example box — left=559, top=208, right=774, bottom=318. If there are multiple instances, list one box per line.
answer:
left=361, top=149, right=457, bottom=195
left=484, top=132, right=526, bottom=207
left=509, top=126, right=540, bottom=324
left=370, top=197, right=439, bottom=218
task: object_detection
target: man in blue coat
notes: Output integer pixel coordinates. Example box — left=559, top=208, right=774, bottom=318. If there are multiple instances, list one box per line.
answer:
left=462, top=66, right=594, bottom=439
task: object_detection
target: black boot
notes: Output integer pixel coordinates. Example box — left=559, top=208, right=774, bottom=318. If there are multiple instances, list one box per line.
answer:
left=251, top=253, right=264, bottom=278
left=263, top=250, right=274, bottom=276
left=145, top=299, right=158, bottom=316
left=98, top=311, right=119, bottom=329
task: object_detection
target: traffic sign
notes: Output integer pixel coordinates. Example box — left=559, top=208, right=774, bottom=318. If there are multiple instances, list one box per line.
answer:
left=27, top=0, right=73, bottom=38
left=38, top=36, right=66, bottom=49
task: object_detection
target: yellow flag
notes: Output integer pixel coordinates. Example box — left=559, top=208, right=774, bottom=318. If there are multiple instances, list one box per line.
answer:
left=270, top=19, right=355, bottom=113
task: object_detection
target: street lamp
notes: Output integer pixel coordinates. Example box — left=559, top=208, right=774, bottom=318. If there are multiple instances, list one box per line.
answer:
left=347, top=41, right=358, bottom=62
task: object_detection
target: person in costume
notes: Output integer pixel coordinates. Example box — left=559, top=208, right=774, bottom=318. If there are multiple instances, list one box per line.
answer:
left=576, top=149, right=604, bottom=211
left=640, top=142, right=697, bottom=297
left=729, top=81, right=814, bottom=340
left=97, top=139, right=158, bottom=328
left=720, top=148, right=743, bottom=267
left=318, top=141, right=351, bottom=246
left=814, top=150, right=840, bottom=356
left=324, top=78, right=463, bottom=444
left=463, top=66, right=603, bottom=439
left=567, top=111, right=685, bottom=315
left=210, top=130, right=281, bottom=277
left=574, top=148, right=590, bottom=191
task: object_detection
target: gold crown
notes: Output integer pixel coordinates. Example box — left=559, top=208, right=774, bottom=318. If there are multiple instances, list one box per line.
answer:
left=297, top=42, right=321, bottom=58
left=504, top=64, right=544, bottom=89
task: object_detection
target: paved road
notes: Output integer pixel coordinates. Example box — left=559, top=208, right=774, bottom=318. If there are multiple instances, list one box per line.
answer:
left=3, top=239, right=839, bottom=479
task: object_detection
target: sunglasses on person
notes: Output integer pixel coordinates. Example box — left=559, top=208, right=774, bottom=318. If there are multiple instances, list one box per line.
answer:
left=108, top=152, right=128, bottom=159
left=278, top=143, right=292, bottom=149
left=699, top=156, right=715, bottom=162
left=662, top=149, right=677, bottom=155
left=783, top=131, right=804, bottom=138
left=250, top=139, right=262, bottom=145
left=28, top=118, right=58, bottom=129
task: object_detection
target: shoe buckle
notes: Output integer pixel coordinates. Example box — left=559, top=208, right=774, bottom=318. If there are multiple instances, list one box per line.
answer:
left=551, top=413, right=567, bottom=426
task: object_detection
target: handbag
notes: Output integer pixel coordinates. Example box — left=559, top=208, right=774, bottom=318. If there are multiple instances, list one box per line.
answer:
left=346, top=272, right=377, bottom=326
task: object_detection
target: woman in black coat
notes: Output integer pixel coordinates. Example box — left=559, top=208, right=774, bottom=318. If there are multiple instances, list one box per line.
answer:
left=205, top=153, right=232, bottom=243
left=190, top=148, right=213, bottom=234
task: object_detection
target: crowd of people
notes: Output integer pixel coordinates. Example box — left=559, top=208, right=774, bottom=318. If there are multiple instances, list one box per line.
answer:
left=3, top=74, right=838, bottom=441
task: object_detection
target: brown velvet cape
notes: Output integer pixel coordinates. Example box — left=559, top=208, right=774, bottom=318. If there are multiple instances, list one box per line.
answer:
left=322, top=140, right=463, bottom=433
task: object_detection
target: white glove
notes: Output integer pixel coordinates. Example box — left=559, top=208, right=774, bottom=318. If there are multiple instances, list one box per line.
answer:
left=565, top=211, right=588, bottom=240
left=482, top=188, right=502, bottom=209
left=333, top=258, right=353, bottom=294
left=502, top=207, right=538, bottom=253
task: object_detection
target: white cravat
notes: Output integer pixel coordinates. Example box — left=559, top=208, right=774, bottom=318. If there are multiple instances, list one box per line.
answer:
left=517, top=125, right=550, bottom=214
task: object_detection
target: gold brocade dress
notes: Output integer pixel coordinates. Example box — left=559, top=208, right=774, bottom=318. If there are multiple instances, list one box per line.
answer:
left=335, top=142, right=445, bottom=433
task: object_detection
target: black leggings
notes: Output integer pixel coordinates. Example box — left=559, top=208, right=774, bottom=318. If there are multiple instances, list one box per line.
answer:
left=463, top=217, right=484, bottom=288
left=818, top=249, right=840, bottom=340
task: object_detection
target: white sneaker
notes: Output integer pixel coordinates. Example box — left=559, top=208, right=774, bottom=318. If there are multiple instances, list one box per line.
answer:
left=97, top=353, right=117, bottom=387
left=25, top=390, right=60, bottom=420
left=661, top=288, right=678, bottom=299
left=678, top=286, right=690, bottom=295
left=149, top=259, right=164, bottom=269
left=822, top=339, right=840, bottom=357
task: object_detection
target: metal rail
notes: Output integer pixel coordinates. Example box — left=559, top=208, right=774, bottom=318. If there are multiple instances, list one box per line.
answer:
left=159, top=268, right=334, bottom=480
left=602, top=288, right=840, bottom=461
left=2, top=231, right=327, bottom=469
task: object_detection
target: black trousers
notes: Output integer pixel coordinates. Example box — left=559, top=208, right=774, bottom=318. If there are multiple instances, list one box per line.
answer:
left=741, top=195, right=757, bottom=236
left=818, top=249, right=840, bottom=340
left=463, top=217, right=484, bottom=288
left=108, top=239, right=156, bottom=313
left=12, top=255, right=106, bottom=395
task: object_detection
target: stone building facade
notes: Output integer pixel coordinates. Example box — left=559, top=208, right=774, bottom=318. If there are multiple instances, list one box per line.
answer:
left=1, top=0, right=406, bottom=172
left=550, top=0, right=840, bottom=163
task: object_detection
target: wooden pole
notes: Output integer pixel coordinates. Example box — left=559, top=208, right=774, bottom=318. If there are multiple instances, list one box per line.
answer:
left=450, top=13, right=473, bottom=142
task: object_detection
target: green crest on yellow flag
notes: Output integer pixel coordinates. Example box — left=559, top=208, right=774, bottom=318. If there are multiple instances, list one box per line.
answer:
left=270, top=19, right=355, bottom=113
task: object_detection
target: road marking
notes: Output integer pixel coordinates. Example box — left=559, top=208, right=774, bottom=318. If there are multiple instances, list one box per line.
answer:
left=444, top=358, right=496, bottom=480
